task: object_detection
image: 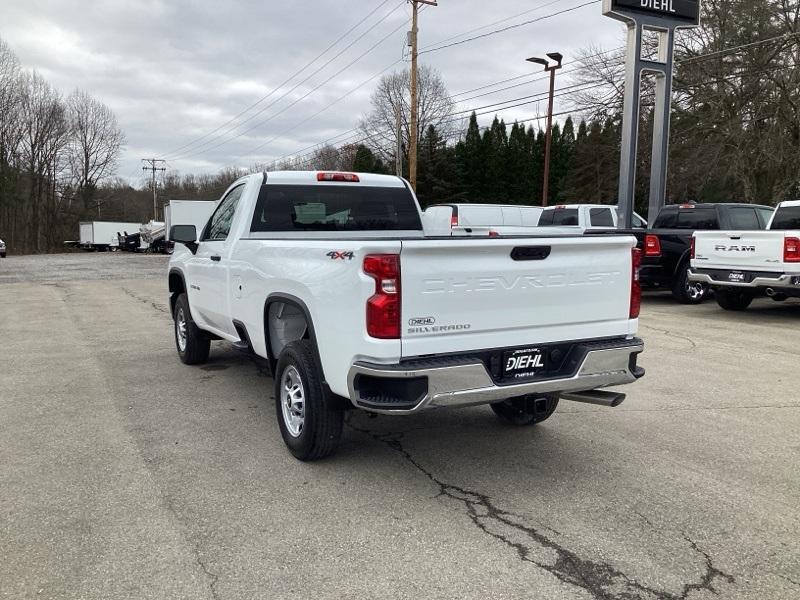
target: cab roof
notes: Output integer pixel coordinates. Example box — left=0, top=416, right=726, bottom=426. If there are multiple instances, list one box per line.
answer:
left=261, top=171, right=407, bottom=188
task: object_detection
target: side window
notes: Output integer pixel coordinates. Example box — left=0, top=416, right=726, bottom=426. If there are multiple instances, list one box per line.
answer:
left=537, top=210, right=555, bottom=226
left=727, top=207, right=760, bottom=230
left=589, top=208, right=615, bottom=227
left=203, top=185, right=245, bottom=241
left=756, top=207, right=774, bottom=228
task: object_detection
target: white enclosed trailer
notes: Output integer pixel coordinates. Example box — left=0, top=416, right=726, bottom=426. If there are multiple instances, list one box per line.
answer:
left=164, top=201, right=216, bottom=241
left=79, top=221, right=144, bottom=250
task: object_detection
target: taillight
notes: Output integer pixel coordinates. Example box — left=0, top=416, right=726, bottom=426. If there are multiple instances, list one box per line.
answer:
left=644, top=234, right=661, bottom=257
left=488, top=230, right=500, bottom=237
left=364, top=254, right=401, bottom=339
left=630, top=248, right=642, bottom=319
left=690, top=236, right=696, bottom=260
left=317, top=172, right=360, bottom=182
left=784, top=237, right=800, bottom=263
left=450, top=215, right=459, bottom=228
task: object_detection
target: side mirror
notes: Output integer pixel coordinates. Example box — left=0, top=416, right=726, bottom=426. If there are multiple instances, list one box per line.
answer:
left=170, top=225, right=198, bottom=254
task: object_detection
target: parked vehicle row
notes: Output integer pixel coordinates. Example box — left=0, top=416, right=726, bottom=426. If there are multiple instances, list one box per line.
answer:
left=690, top=200, right=800, bottom=311
left=167, top=171, right=646, bottom=461
left=634, top=203, right=775, bottom=304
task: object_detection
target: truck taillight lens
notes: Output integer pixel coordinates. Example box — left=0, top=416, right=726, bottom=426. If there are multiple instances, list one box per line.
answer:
left=644, top=234, right=661, bottom=257
left=630, top=248, right=642, bottom=319
left=451, top=215, right=458, bottom=227
left=690, top=236, right=696, bottom=260
left=364, top=254, right=401, bottom=339
left=784, top=237, right=800, bottom=263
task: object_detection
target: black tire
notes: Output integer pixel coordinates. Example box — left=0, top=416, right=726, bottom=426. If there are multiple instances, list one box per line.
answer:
left=274, top=340, right=343, bottom=461
left=490, top=394, right=559, bottom=426
left=715, top=289, right=754, bottom=311
left=0, top=253, right=5, bottom=258
left=671, top=263, right=708, bottom=304
left=173, top=293, right=210, bottom=365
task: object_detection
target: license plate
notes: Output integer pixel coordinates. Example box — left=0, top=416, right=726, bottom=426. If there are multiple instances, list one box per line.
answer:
left=728, top=271, right=746, bottom=283
left=503, top=348, right=547, bottom=380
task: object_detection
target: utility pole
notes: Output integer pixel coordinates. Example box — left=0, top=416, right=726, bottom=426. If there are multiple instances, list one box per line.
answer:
left=395, top=105, right=403, bottom=177
left=527, top=52, right=563, bottom=207
left=141, top=158, right=166, bottom=221
left=408, top=0, right=437, bottom=191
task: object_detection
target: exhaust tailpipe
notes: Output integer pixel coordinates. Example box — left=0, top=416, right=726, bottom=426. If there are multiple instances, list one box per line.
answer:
left=561, top=390, right=626, bottom=408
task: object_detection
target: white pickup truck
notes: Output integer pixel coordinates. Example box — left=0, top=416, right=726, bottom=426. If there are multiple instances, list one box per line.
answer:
left=168, top=171, right=645, bottom=460
left=690, top=200, right=800, bottom=310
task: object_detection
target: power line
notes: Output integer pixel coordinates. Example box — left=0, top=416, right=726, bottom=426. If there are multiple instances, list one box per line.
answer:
left=420, top=0, right=601, bottom=55
left=165, top=0, right=406, bottom=160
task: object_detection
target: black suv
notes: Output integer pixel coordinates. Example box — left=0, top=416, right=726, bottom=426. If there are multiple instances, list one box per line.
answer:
left=641, top=203, right=774, bottom=303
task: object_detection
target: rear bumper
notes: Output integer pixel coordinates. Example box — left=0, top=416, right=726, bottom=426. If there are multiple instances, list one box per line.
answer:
left=347, top=338, right=644, bottom=414
left=689, top=268, right=800, bottom=290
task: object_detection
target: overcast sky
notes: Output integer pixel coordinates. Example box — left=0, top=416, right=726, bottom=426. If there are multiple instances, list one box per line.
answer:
left=2, top=0, right=625, bottom=184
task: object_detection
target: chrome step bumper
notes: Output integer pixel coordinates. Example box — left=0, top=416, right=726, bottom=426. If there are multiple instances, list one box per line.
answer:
left=689, top=269, right=800, bottom=289
left=347, top=339, right=644, bottom=414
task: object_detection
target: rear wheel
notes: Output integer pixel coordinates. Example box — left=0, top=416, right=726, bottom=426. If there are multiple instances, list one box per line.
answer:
left=715, top=289, right=754, bottom=311
left=672, top=263, right=707, bottom=304
left=173, top=293, right=210, bottom=364
left=490, top=394, right=559, bottom=426
left=275, top=340, right=343, bottom=461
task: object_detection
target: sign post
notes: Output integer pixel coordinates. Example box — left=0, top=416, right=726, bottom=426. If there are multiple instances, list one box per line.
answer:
left=603, top=0, right=701, bottom=228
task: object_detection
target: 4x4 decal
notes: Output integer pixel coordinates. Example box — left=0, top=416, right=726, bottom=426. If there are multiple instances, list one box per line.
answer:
left=326, top=251, right=354, bottom=261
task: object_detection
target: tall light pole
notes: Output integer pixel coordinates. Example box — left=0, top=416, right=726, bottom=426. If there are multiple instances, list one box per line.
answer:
left=408, top=0, right=437, bottom=192
left=527, top=52, right=563, bottom=207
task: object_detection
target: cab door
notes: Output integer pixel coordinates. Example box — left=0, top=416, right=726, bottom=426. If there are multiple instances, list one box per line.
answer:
left=185, top=183, right=246, bottom=336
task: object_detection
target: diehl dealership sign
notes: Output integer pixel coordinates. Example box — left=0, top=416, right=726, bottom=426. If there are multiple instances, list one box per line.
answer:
left=610, top=0, right=700, bottom=23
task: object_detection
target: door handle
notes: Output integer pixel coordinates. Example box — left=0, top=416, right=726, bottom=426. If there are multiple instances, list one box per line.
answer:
left=210, top=255, right=222, bottom=262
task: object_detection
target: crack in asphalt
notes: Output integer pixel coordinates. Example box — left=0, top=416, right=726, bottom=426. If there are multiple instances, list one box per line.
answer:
left=346, top=420, right=735, bottom=600
left=640, top=324, right=698, bottom=350
left=120, top=286, right=170, bottom=315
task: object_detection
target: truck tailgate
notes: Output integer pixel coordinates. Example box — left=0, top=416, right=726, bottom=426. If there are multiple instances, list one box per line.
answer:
left=400, top=236, right=636, bottom=358
left=693, top=231, right=786, bottom=272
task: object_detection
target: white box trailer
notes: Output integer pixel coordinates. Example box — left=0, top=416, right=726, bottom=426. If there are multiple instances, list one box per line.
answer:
left=78, top=221, right=144, bottom=250
left=164, top=200, right=217, bottom=241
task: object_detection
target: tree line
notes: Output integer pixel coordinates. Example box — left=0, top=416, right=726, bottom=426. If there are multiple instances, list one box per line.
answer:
left=0, top=38, right=126, bottom=253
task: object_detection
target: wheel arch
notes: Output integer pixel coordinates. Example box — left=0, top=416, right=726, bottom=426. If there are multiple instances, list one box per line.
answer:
left=264, top=293, right=327, bottom=384
left=168, top=268, right=187, bottom=315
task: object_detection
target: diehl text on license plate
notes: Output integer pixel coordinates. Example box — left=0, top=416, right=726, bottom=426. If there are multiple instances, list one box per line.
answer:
left=728, top=271, right=746, bottom=282
left=503, top=348, right=547, bottom=380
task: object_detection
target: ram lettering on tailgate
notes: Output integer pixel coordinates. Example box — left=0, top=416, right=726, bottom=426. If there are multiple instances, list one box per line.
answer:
left=422, top=271, right=622, bottom=294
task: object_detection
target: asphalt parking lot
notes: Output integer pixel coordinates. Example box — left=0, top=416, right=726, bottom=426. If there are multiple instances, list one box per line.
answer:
left=1, top=253, right=798, bottom=600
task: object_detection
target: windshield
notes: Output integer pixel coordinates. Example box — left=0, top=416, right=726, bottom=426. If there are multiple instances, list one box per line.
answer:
left=250, top=185, right=422, bottom=232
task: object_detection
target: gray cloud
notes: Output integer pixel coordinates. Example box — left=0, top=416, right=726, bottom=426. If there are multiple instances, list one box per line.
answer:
left=2, top=0, right=625, bottom=183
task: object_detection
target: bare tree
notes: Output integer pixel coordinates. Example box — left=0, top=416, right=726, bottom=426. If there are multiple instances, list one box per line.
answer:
left=68, top=89, right=125, bottom=215
left=359, top=65, right=456, bottom=164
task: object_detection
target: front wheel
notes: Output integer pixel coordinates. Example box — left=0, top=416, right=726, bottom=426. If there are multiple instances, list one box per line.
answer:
left=275, top=340, right=343, bottom=461
left=672, top=264, right=708, bottom=304
left=490, top=394, right=559, bottom=426
left=715, top=289, right=754, bottom=311
left=173, top=293, right=210, bottom=364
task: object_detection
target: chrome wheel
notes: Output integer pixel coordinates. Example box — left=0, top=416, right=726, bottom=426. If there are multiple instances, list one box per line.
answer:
left=176, top=308, right=187, bottom=352
left=280, top=366, right=305, bottom=438
left=686, top=281, right=706, bottom=301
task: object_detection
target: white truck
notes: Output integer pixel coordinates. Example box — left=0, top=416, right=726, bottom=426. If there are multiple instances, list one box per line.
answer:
left=167, top=171, right=645, bottom=460
left=164, top=200, right=217, bottom=241
left=690, top=200, right=800, bottom=310
left=79, top=221, right=144, bottom=250
left=537, top=204, right=648, bottom=230
left=423, top=203, right=544, bottom=236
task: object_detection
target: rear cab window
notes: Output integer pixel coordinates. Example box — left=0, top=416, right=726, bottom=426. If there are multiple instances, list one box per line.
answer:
left=674, top=208, right=718, bottom=230
left=538, top=208, right=579, bottom=226
left=770, top=205, right=800, bottom=230
left=251, top=185, right=423, bottom=232
left=589, top=208, right=614, bottom=227
left=726, top=207, right=760, bottom=230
